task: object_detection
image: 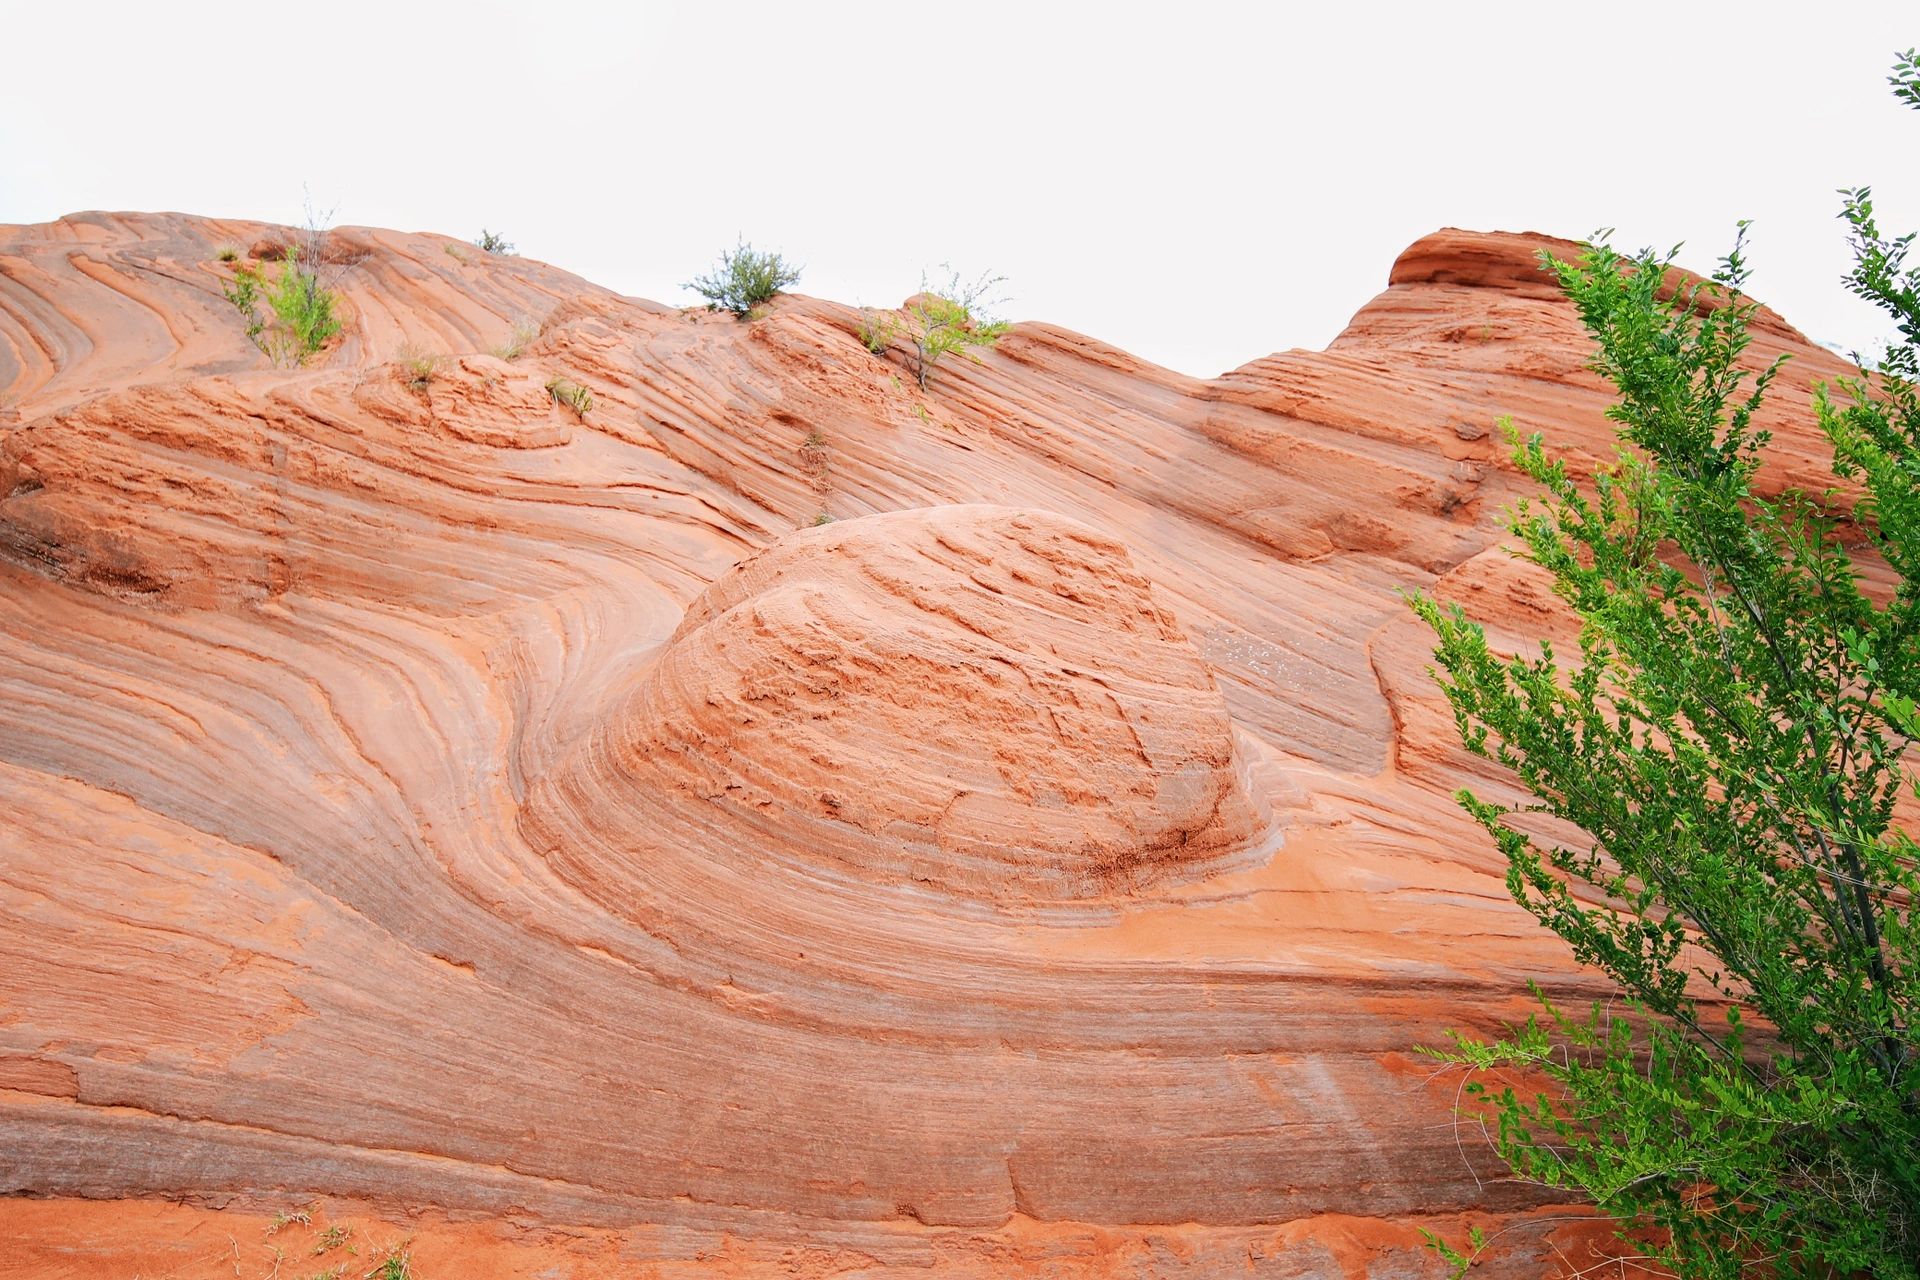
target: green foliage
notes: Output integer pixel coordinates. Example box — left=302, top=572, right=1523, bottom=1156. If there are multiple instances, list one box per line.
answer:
left=474, top=228, right=515, bottom=255
left=367, top=1246, right=412, bottom=1280
left=1894, top=48, right=1920, bottom=113
left=546, top=376, right=592, bottom=417
left=223, top=245, right=342, bottom=367
left=1418, top=1225, right=1485, bottom=1276
left=858, top=310, right=894, bottom=355
left=265, top=245, right=342, bottom=363
left=685, top=240, right=801, bottom=317
left=223, top=263, right=267, bottom=349
left=1411, top=59, right=1920, bottom=1280
left=863, top=267, right=1010, bottom=389
left=353, top=1238, right=413, bottom=1279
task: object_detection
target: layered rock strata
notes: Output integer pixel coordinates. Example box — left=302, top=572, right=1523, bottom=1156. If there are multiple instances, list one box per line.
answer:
left=0, top=212, right=1855, bottom=1276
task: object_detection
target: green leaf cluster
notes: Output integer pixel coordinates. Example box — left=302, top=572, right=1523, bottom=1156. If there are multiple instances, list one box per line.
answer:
left=862, top=266, right=1010, bottom=390
left=1412, top=54, right=1920, bottom=1280
left=221, top=244, right=342, bottom=368
left=684, top=240, right=802, bottom=317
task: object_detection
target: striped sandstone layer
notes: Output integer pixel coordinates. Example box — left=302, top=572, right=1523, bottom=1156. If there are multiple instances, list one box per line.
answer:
left=0, top=213, right=1853, bottom=1276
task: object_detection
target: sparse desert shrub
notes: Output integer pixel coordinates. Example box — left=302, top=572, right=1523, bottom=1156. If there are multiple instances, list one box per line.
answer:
left=863, top=267, right=1010, bottom=388
left=221, top=237, right=343, bottom=367
left=216, top=245, right=240, bottom=263
left=396, top=344, right=443, bottom=393
left=475, top=228, right=515, bottom=255
left=222, top=265, right=267, bottom=348
left=490, top=317, right=539, bottom=361
left=546, top=376, right=592, bottom=417
left=810, top=511, right=834, bottom=527
left=366, top=1243, right=413, bottom=1280
left=265, top=245, right=342, bottom=363
left=311, top=1224, right=351, bottom=1255
left=444, top=242, right=470, bottom=264
left=278, top=197, right=348, bottom=360
left=266, top=1206, right=312, bottom=1234
left=685, top=240, right=802, bottom=317
left=858, top=310, right=892, bottom=355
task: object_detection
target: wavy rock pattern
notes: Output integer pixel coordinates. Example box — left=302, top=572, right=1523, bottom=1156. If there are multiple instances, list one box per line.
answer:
left=0, top=212, right=1856, bottom=1276
left=553, top=504, right=1266, bottom=906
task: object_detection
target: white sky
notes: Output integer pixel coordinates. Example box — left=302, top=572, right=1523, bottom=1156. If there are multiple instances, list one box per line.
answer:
left=4, top=2, right=1917, bottom=377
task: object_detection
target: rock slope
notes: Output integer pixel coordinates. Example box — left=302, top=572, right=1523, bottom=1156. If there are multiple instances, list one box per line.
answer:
left=0, top=213, right=1856, bottom=1277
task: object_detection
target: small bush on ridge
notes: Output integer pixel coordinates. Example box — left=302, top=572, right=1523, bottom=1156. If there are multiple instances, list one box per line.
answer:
left=685, top=241, right=801, bottom=317
left=863, top=267, right=1010, bottom=389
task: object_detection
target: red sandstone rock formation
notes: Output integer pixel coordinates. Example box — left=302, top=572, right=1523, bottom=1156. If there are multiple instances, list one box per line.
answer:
left=0, top=212, right=1857, bottom=1277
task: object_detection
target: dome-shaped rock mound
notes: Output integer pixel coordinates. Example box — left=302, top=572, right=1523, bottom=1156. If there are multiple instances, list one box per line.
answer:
left=584, top=504, right=1265, bottom=904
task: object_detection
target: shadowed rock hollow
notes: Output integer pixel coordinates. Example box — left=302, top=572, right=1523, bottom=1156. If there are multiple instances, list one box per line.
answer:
left=0, top=212, right=1856, bottom=1277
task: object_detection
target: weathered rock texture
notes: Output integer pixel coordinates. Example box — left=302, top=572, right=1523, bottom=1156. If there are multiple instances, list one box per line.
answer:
left=0, top=214, right=1854, bottom=1277
left=550, top=503, right=1267, bottom=908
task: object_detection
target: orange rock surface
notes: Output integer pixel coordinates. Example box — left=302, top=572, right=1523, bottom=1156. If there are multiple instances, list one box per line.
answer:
left=0, top=213, right=1853, bottom=1276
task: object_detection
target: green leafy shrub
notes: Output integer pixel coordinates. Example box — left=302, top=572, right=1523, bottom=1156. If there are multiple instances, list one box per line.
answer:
left=475, top=228, right=515, bottom=255
left=222, top=265, right=266, bottom=349
left=546, top=376, right=592, bottom=417
left=265, top=245, right=342, bottom=364
left=222, top=245, right=342, bottom=367
left=1411, top=51, right=1920, bottom=1280
left=857, top=310, right=892, bottom=355
left=863, top=267, right=1009, bottom=388
left=685, top=241, right=801, bottom=317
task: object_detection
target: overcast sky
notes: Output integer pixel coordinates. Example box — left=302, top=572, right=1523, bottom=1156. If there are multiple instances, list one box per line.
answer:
left=4, top=2, right=1917, bottom=377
